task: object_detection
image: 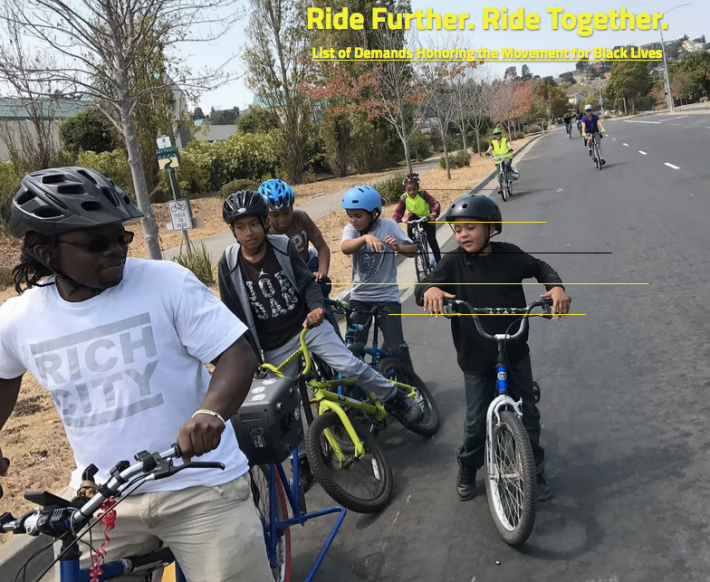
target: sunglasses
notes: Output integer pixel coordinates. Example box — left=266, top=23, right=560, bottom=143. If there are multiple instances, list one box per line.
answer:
left=57, top=231, right=135, bottom=253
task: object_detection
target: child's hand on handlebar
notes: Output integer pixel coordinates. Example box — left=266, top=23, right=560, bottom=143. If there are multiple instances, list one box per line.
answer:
left=422, top=287, right=456, bottom=317
left=540, top=286, right=571, bottom=320
left=303, top=307, right=325, bottom=328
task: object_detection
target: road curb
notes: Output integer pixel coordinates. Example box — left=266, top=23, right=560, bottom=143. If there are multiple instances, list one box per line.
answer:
left=0, top=530, right=55, bottom=582
left=333, top=133, right=544, bottom=308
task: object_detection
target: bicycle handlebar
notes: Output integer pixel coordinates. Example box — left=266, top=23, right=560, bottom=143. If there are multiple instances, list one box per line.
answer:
left=0, top=445, right=224, bottom=536
left=440, top=297, right=553, bottom=343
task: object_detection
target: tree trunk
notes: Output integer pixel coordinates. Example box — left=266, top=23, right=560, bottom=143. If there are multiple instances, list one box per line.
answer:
left=121, top=107, right=162, bottom=260
left=461, top=129, right=468, bottom=154
left=397, top=96, right=413, bottom=174
left=442, top=132, right=451, bottom=179
left=474, top=126, right=481, bottom=156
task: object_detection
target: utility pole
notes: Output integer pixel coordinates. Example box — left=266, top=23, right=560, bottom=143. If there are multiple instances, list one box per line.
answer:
left=659, top=3, right=692, bottom=113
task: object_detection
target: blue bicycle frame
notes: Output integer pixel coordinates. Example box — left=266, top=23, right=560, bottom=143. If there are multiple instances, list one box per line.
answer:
left=55, top=448, right=346, bottom=582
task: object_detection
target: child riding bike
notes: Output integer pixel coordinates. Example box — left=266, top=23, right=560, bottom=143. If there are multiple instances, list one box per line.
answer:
left=486, top=128, right=520, bottom=195
left=258, top=178, right=340, bottom=337
left=216, top=190, right=423, bottom=428
left=341, top=185, right=419, bottom=372
left=392, top=172, right=442, bottom=264
left=581, top=104, right=607, bottom=165
left=415, top=193, right=571, bottom=503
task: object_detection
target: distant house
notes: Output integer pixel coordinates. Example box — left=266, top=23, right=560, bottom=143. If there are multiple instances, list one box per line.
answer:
left=0, top=76, right=190, bottom=162
left=192, top=121, right=237, bottom=143
left=568, top=93, right=586, bottom=105
left=0, top=97, right=88, bottom=162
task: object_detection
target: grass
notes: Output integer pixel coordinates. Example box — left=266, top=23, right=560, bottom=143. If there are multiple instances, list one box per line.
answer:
left=172, top=243, right=214, bottom=286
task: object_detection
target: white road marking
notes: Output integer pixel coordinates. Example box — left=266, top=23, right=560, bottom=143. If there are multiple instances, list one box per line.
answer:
left=664, top=163, right=680, bottom=170
left=639, top=151, right=647, bottom=155
left=624, top=120, right=661, bottom=124
left=612, top=137, right=617, bottom=141
left=623, top=143, right=629, bottom=146
left=670, top=115, right=689, bottom=120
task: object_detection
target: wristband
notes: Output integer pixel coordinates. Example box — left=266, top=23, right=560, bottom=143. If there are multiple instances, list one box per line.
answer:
left=192, top=409, right=226, bottom=424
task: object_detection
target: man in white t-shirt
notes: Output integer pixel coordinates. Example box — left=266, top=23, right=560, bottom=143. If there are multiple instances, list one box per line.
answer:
left=0, top=167, right=273, bottom=581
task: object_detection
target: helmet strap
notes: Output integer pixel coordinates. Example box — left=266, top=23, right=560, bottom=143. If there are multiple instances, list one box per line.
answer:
left=361, top=209, right=380, bottom=234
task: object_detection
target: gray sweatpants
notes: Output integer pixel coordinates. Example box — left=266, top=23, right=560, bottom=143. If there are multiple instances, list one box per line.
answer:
left=263, top=322, right=397, bottom=402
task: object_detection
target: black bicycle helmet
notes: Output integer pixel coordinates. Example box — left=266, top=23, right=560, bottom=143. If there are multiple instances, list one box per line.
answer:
left=222, top=190, right=269, bottom=224
left=445, top=194, right=502, bottom=234
left=8, top=167, right=143, bottom=239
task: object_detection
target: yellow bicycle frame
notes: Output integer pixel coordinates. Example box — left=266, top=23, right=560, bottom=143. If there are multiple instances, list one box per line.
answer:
left=259, top=328, right=420, bottom=465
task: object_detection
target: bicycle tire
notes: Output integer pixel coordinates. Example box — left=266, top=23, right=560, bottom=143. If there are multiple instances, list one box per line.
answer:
left=505, top=176, right=513, bottom=200
left=485, top=411, right=537, bottom=547
left=500, top=175, right=509, bottom=202
left=305, top=411, right=393, bottom=514
left=250, top=465, right=292, bottom=582
left=376, top=357, right=440, bottom=437
left=414, top=233, right=433, bottom=281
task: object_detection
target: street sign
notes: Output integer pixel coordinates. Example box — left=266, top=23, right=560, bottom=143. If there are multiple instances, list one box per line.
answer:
left=167, top=199, right=192, bottom=231
left=156, top=146, right=179, bottom=169
left=157, top=136, right=171, bottom=149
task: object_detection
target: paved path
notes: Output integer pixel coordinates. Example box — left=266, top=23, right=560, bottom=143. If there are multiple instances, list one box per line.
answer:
left=285, top=120, right=710, bottom=581
left=161, top=158, right=442, bottom=261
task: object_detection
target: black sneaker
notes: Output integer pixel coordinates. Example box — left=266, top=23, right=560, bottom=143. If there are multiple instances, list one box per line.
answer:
left=537, top=472, right=553, bottom=502
left=386, top=389, right=424, bottom=426
left=457, top=460, right=476, bottom=501
left=600, top=158, right=606, bottom=166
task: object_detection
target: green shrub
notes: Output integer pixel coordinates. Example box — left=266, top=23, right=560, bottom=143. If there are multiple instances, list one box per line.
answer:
left=76, top=149, right=133, bottom=195
left=218, top=179, right=261, bottom=199
left=0, top=266, right=13, bottom=290
left=172, top=243, right=214, bottom=286
left=0, top=161, right=22, bottom=222
left=375, top=172, right=406, bottom=205
left=440, top=150, right=471, bottom=169
left=409, top=131, right=431, bottom=160
left=467, top=134, right=490, bottom=154
left=526, top=124, right=542, bottom=134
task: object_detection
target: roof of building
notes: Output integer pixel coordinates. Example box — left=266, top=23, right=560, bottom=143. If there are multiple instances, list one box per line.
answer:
left=0, top=97, right=88, bottom=121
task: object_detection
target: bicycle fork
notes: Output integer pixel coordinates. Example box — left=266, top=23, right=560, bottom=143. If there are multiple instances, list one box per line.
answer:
left=486, top=365, right=524, bottom=470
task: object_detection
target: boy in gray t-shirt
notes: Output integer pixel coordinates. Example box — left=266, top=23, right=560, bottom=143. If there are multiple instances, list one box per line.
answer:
left=341, top=185, right=418, bottom=368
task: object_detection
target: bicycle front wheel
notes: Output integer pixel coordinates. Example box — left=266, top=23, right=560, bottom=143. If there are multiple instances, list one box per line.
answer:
left=414, top=235, right=433, bottom=282
left=250, top=466, right=292, bottom=582
left=377, top=357, right=440, bottom=437
left=500, top=176, right=509, bottom=201
left=305, top=411, right=393, bottom=513
left=485, top=411, right=537, bottom=547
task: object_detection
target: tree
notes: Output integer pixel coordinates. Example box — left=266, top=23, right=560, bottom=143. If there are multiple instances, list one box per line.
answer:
left=533, top=79, right=569, bottom=120
left=192, top=107, right=205, bottom=120
left=60, top=109, right=118, bottom=155
left=671, top=52, right=710, bottom=100
left=449, top=61, right=484, bottom=155
left=236, top=107, right=280, bottom=134
left=576, top=59, right=589, bottom=71
left=490, top=80, right=517, bottom=134
left=560, top=72, right=576, bottom=86
left=504, top=66, right=518, bottom=81
left=366, top=19, right=430, bottom=174
left=520, top=65, right=532, bottom=81
left=605, top=60, right=652, bottom=114
left=209, top=107, right=240, bottom=125
left=0, top=20, right=60, bottom=171
left=244, top=0, right=312, bottom=184
left=0, top=0, right=242, bottom=260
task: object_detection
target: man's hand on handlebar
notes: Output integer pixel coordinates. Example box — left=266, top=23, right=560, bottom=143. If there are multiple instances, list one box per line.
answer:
left=540, top=286, right=571, bottom=320
left=422, top=287, right=456, bottom=317
left=177, top=415, right=225, bottom=464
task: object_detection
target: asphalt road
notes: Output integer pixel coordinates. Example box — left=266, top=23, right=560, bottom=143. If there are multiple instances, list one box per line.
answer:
left=287, top=119, right=710, bottom=581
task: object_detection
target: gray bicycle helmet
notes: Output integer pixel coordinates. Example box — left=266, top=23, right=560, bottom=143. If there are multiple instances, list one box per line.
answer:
left=445, top=194, right=502, bottom=234
left=222, top=190, right=269, bottom=224
left=8, top=167, right=143, bottom=239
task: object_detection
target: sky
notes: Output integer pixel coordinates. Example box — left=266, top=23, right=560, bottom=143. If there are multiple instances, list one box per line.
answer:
left=175, top=0, right=708, bottom=112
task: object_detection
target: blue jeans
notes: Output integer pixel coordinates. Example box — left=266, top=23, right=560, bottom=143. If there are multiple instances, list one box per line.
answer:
left=348, top=299, right=413, bottom=369
left=457, top=353, right=546, bottom=474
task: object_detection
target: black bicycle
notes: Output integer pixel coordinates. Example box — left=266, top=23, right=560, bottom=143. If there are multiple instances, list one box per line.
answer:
left=398, top=216, right=436, bottom=282
left=486, top=152, right=513, bottom=202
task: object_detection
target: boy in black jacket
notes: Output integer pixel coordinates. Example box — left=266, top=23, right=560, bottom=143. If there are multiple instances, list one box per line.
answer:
left=415, top=194, right=570, bottom=502
left=217, top=191, right=423, bottom=428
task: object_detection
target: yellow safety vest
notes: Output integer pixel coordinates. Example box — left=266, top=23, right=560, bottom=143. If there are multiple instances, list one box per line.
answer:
left=403, top=192, right=431, bottom=218
left=491, top=138, right=513, bottom=163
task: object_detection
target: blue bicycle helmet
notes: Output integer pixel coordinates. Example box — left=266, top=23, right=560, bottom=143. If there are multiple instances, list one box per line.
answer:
left=341, top=185, right=382, bottom=213
left=258, top=179, right=294, bottom=212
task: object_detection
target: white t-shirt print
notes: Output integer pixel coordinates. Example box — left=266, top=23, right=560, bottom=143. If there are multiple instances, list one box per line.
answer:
left=0, top=258, right=250, bottom=493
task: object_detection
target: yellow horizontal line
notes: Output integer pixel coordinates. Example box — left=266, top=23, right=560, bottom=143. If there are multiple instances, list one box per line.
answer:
left=332, top=282, right=648, bottom=285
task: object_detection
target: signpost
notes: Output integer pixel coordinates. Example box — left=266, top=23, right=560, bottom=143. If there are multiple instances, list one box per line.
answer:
left=156, top=136, right=192, bottom=255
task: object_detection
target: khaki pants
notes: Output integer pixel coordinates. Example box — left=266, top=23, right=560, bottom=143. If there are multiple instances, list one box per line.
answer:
left=51, top=474, right=273, bottom=582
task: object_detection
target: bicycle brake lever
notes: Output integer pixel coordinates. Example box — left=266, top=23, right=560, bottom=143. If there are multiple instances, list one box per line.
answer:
left=153, top=461, right=225, bottom=481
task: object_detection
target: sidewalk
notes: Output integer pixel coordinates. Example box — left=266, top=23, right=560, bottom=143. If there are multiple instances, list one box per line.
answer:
left=162, top=157, right=442, bottom=261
